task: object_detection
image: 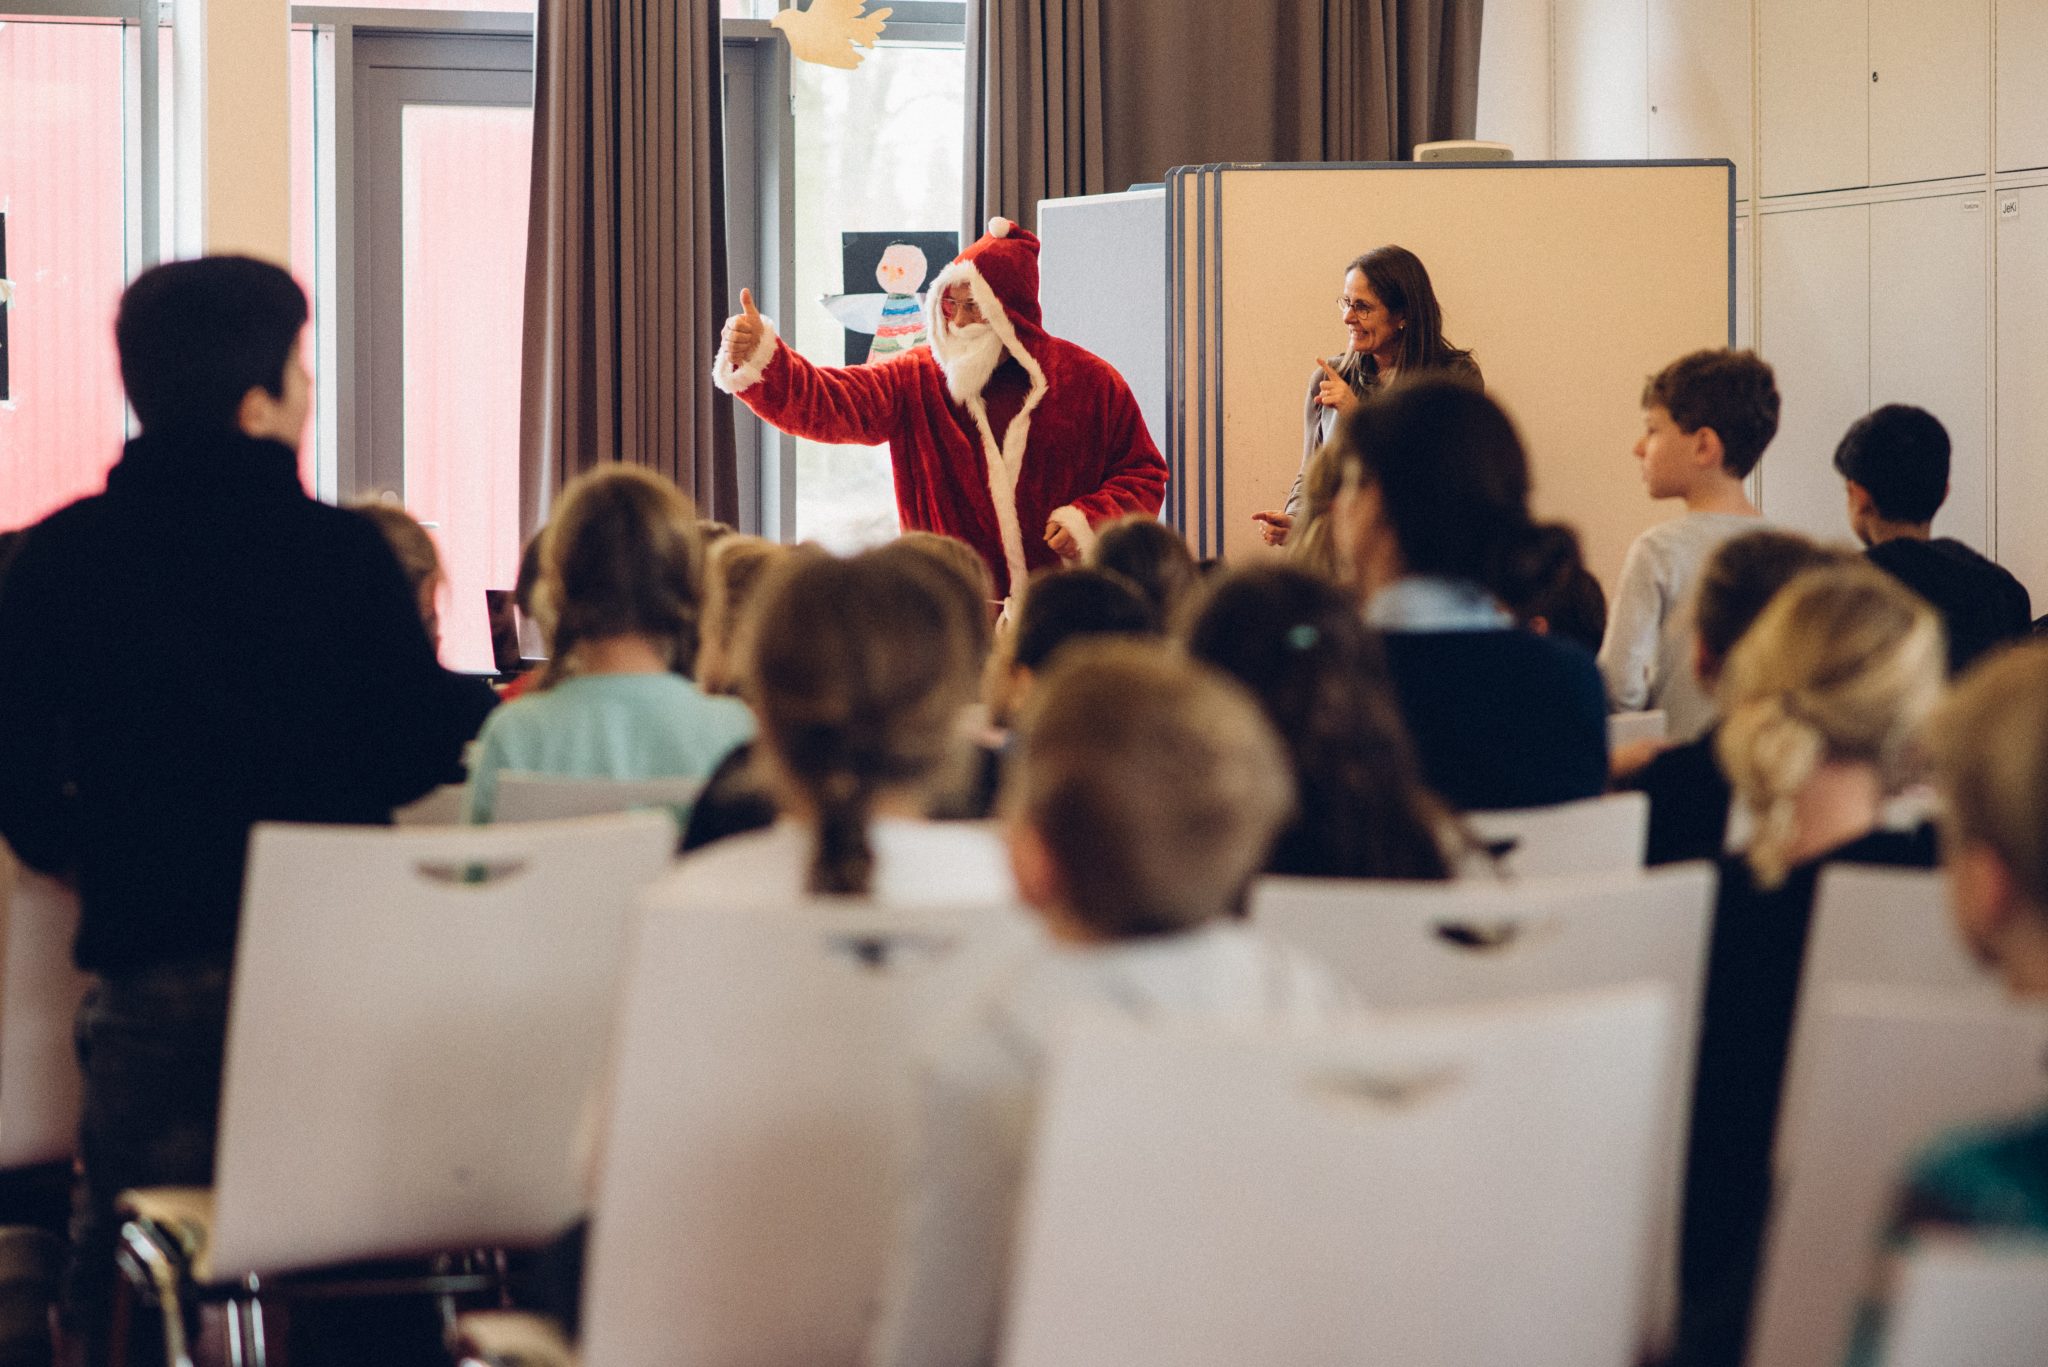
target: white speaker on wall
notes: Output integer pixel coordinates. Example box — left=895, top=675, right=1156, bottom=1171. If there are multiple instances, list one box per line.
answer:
left=1413, top=140, right=1514, bottom=162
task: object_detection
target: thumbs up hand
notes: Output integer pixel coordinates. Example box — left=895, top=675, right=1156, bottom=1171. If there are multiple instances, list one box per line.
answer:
left=723, top=288, right=766, bottom=368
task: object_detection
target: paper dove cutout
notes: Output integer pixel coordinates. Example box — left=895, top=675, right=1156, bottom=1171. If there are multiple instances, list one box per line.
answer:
left=771, top=0, right=893, bottom=71
left=821, top=243, right=931, bottom=364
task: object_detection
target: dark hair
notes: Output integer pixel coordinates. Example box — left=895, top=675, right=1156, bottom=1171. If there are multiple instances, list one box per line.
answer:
left=536, top=466, right=706, bottom=688
left=1694, top=528, right=1854, bottom=668
left=1332, top=379, right=1569, bottom=607
left=1515, top=525, right=1608, bottom=652
left=513, top=533, right=545, bottom=615
left=115, top=256, right=308, bottom=434
left=1348, top=245, right=1474, bottom=376
left=1086, top=517, right=1198, bottom=624
left=1012, top=568, right=1158, bottom=673
left=748, top=550, right=981, bottom=896
left=1641, top=349, right=1781, bottom=478
left=1832, top=404, right=1951, bottom=525
left=1185, top=568, right=1452, bottom=881
left=885, top=532, right=996, bottom=666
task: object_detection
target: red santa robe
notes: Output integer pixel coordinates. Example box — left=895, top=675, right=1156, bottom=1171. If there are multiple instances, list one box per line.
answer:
left=712, top=218, right=1168, bottom=597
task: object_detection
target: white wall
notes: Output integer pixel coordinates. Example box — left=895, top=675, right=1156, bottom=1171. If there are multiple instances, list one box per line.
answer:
left=1483, top=0, right=2048, bottom=609
left=174, top=0, right=292, bottom=263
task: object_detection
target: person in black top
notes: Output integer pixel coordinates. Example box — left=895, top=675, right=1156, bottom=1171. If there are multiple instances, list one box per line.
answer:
left=1621, top=530, right=1854, bottom=864
left=1675, top=563, right=1948, bottom=1367
left=1834, top=404, right=2030, bottom=674
left=1325, top=379, right=1609, bottom=811
left=0, top=258, right=474, bottom=1364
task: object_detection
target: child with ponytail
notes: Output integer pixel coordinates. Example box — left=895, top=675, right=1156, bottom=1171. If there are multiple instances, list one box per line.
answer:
left=657, top=546, right=1013, bottom=905
left=1678, top=562, right=1947, bottom=1367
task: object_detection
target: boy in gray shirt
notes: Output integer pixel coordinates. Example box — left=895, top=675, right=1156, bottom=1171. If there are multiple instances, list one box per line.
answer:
left=1598, top=350, right=1779, bottom=742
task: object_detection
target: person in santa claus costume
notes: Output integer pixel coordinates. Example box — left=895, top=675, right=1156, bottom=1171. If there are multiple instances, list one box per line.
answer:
left=713, top=217, right=1168, bottom=598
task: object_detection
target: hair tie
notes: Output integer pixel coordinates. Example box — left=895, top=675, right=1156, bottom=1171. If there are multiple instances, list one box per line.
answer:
left=1285, top=624, right=1319, bottom=651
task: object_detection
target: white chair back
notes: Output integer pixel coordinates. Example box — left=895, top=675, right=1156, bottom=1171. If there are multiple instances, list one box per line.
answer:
left=393, top=783, right=468, bottom=826
left=0, top=845, right=89, bottom=1169
left=492, top=773, right=705, bottom=824
left=1463, top=791, right=1649, bottom=876
left=1608, top=710, right=1669, bottom=748
left=1747, top=988, right=2048, bottom=1367
left=1883, top=1244, right=2048, bottom=1367
left=1002, top=985, right=1676, bottom=1367
left=579, top=900, right=1038, bottom=1367
left=1251, top=862, right=1714, bottom=1353
left=1777, top=865, right=1996, bottom=1166
left=208, top=812, right=677, bottom=1279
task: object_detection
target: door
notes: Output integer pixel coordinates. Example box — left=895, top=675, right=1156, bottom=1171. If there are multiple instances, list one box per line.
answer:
left=1648, top=0, right=1752, bottom=201
left=1997, top=187, right=2048, bottom=605
left=1870, top=192, right=1989, bottom=549
left=352, top=31, right=533, bottom=672
left=1757, top=204, right=1869, bottom=539
left=1758, top=0, right=1867, bottom=197
left=1868, top=0, right=1988, bottom=187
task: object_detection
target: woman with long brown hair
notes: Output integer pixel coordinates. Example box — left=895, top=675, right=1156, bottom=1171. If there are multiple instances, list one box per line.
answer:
left=1253, top=245, right=1480, bottom=546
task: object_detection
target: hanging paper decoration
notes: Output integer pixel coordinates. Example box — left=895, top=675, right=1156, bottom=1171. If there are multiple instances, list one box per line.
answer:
left=771, top=0, right=892, bottom=71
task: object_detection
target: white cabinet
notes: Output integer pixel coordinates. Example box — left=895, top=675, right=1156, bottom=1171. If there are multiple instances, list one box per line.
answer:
left=1870, top=193, right=1989, bottom=550
left=1759, top=0, right=1867, bottom=196
left=1735, top=213, right=1753, bottom=350
left=1760, top=0, right=1990, bottom=196
left=1869, top=0, right=1988, bottom=187
left=1997, top=187, right=2048, bottom=606
left=1477, top=0, right=1555, bottom=160
left=1554, top=0, right=1648, bottom=159
left=1997, top=0, right=2048, bottom=173
left=1758, top=205, right=1868, bottom=539
left=1648, top=0, right=1753, bottom=200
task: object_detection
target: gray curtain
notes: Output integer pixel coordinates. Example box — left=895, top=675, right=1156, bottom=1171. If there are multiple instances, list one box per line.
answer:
left=520, top=0, right=738, bottom=532
left=966, top=0, right=1485, bottom=234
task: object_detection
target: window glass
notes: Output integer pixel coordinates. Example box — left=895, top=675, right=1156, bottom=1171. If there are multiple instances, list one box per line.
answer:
left=0, top=19, right=130, bottom=530
left=790, top=41, right=964, bottom=551
left=400, top=101, right=531, bottom=673
left=288, top=25, right=319, bottom=493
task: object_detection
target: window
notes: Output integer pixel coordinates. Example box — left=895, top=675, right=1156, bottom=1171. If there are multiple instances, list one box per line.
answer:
left=0, top=17, right=134, bottom=529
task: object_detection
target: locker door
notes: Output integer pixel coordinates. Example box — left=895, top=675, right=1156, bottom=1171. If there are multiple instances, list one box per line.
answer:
left=1759, top=0, right=1868, bottom=196
left=1997, top=0, right=2048, bottom=174
left=1870, top=194, right=1991, bottom=550
left=1997, top=187, right=2048, bottom=606
left=1758, top=204, right=1869, bottom=539
left=1648, top=0, right=1753, bottom=201
left=1735, top=213, right=1754, bottom=351
left=1869, top=0, right=1990, bottom=186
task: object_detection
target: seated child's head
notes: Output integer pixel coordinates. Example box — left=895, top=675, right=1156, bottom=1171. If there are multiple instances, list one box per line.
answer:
left=883, top=532, right=998, bottom=668
left=1716, top=562, right=1945, bottom=888
left=1832, top=404, right=1951, bottom=543
left=1932, top=640, right=2048, bottom=994
left=1511, top=524, right=1607, bottom=652
left=350, top=500, right=446, bottom=651
left=116, top=256, right=311, bottom=443
left=1638, top=349, right=1781, bottom=496
left=995, top=567, right=1158, bottom=723
left=697, top=535, right=792, bottom=696
left=1692, top=529, right=1856, bottom=689
left=1085, top=516, right=1198, bottom=625
left=746, top=548, right=983, bottom=896
left=537, top=466, right=705, bottom=688
left=1004, top=640, right=1294, bottom=941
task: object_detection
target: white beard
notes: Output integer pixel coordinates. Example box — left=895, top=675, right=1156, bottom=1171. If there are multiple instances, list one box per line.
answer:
left=936, top=319, right=1007, bottom=407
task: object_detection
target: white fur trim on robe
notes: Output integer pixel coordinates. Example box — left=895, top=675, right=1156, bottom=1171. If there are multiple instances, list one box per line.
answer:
left=712, top=319, right=781, bottom=395
left=925, top=260, right=1048, bottom=595
left=1046, top=505, right=1096, bottom=559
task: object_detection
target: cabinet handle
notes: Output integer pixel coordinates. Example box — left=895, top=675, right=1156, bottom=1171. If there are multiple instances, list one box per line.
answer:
left=1871, top=70, right=1879, bottom=83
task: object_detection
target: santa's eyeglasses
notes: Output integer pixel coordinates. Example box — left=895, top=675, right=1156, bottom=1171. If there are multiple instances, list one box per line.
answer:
left=937, top=292, right=984, bottom=322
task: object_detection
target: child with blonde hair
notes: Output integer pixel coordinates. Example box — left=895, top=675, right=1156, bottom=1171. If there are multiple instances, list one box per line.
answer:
left=1679, top=562, right=1947, bottom=1367
left=1844, top=641, right=2048, bottom=1366
left=465, top=466, right=753, bottom=822
left=867, top=641, right=1345, bottom=1367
